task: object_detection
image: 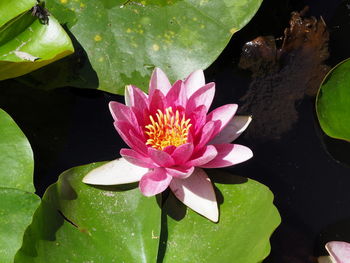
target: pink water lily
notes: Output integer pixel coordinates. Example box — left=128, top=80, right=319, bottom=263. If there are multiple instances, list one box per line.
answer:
left=83, top=68, right=253, bottom=222
left=318, top=241, right=350, bottom=263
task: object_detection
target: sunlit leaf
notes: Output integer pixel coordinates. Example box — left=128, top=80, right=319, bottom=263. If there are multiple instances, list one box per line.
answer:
left=0, top=109, right=34, bottom=192
left=15, top=162, right=161, bottom=263
left=0, top=6, right=74, bottom=80
left=40, top=0, right=263, bottom=94
left=0, top=109, right=40, bottom=263
left=160, top=170, right=280, bottom=263
left=316, top=58, right=350, bottom=142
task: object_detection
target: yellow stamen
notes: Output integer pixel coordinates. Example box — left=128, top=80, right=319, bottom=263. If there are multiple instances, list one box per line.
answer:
left=145, top=107, right=192, bottom=150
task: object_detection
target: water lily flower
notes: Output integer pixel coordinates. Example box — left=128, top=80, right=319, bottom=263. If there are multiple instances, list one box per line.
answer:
left=318, top=241, right=350, bottom=263
left=83, top=68, right=253, bottom=222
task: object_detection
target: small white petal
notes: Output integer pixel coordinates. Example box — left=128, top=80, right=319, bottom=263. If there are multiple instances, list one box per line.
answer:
left=318, top=256, right=335, bottom=263
left=210, top=115, right=252, bottom=144
left=82, top=158, right=148, bottom=185
left=325, top=241, right=350, bottom=263
left=169, top=168, right=218, bottom=222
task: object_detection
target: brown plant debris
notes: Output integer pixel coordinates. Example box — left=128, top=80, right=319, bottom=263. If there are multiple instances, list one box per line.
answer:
left=238, top=7, right=330, bottom=140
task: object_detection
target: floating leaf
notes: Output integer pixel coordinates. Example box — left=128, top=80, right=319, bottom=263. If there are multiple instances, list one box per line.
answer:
left=316, top=58, right=350, bottom=142
left=160, top=170, right=280, bottom=263
left=15, top=162, right=161, bottom=262
left=0, top=7, right=74, bottom=80
left=0, top=109, right=34, bottom=192
left=0, top=188, right=40, bottom=263
left=0, top=109, right=40, bottom=263
left=0, top=0, right=36, bottom=28
left=41, top=0, right=263, bottom=94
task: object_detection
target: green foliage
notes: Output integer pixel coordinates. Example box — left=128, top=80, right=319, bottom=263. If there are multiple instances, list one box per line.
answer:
left=15, top=163, right=280, bottom=262
left=317, top=58, right=350, bottom=142
left=161, top=170, right=280, bottom=263
left=0, top=109, right=34, bottom=192
left=0, top=1, right=74, bottom=81
left=15, top=162, right=161, bottom=263
left=39, top=0, right=263, bottom=94
left=0, top=109, right=40, bottom=263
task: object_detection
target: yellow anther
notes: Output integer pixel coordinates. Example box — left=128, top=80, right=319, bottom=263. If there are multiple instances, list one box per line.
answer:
left=145, top=107, right=191, bottom=150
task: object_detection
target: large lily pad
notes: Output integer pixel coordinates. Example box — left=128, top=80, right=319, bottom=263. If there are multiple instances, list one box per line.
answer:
left=15, top=162, right=161, bottom=263
left=160, top=170, right=280, bottom=263
left=0, top=3, right=74, bottom=81
left=0, top=0, right=36, bottom=28
left=0, top=188, right=40, bottom=263
left=0, top=109, right=40, bottom=263
left=0, top=108, right=34, bottom=192
left=316, top=58, right=350, bottom=142
left=43, top=0, right=263, bottom=94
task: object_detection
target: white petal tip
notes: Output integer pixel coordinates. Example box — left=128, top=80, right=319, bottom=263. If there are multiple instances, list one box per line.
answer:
left=170, top=169, right=218, bottom=223
left=82, top=158, right=148, bottom=186
left=325, top=241, right=350, bottom=263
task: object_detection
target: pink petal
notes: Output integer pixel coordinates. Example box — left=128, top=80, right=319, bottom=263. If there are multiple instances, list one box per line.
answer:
left=114, top=121, right=147, bottom=155
left=149, top=89, right=165, bottom=115
left=139, top=168, right=172, bottom=196
left=186, top=82, right=215, bottom=114
left=187, top=145, right=218, bottom=166
left=195, top=120, right=221, bottom=150
left=148, top=147, right=175, bottom=167
left=109, top=102, right=139, bottom=129
left=326, top=241, right=350, bottom=263
left=210, top=115, right=252, bottom=144
left=163, top=145, right=176, bottom=155
left=82, top=158, right=147, bottom=185
left=206, top=104, right=238, bottom=134
left=165, top=80, right=187, bottom=108
left=184, top=69, right=205, bottom=98
left=169, top=168, right=218, bottom=222
left=171, top=143, right=194, bottom=164
left=165, top=166, right=194, bottom=179
left=149, top=68, right=172, bottom=96
left=120, top=148, right=157, bottom=168
left=124, top=85, right=149, bottom=108
left=189, top=105, right=207, bottom=135
left=200, top=144, right=253, bottom=168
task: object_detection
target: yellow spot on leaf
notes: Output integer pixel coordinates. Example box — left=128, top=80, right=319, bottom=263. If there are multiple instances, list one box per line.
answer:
left=60, top=0, right=68, bottom=3
left=98, top=57, right=104, bottom=62
left=192, top=17, right=198, bottom=21
left=230, top=27, right=237, bottom=34
left=200, top=24, right=205, bottom=29
left=94, top=35, right=102, bottom=42
left=152, top=44, right=160, bottom=51
left=80, top=3, right=85, bottom=8
left=126, top=28, right=132, bottom=33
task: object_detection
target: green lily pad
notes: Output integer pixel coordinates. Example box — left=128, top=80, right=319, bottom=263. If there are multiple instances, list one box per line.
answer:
left=15, top=162, right=161, bottom=262
left=0, top=6, right=74, bottom=81
left=0, top=0, right=36, bottom=28
left=42, top=0, right=262, bottom=94
left=0, top=109, right=34, bottom=192
left=160, top=170, right=280, bottom=263
left=0, top=188, right=40, bottom=263
left=316, top=58, right=350, bottom=142
left=0, top=109, right=40, bottom=263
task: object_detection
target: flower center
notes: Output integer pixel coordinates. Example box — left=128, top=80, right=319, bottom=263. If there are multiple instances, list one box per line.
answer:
left=145, top=107, right=192, bottom=150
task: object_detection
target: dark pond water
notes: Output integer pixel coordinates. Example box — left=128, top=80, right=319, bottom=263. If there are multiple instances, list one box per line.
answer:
left=1, top=0, right=350, bottom=262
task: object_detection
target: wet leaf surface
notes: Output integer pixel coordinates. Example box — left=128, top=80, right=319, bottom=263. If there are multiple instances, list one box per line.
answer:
left=15, top=162, right=161, bottom=263
left=36, top=0, right=263, bottom=94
